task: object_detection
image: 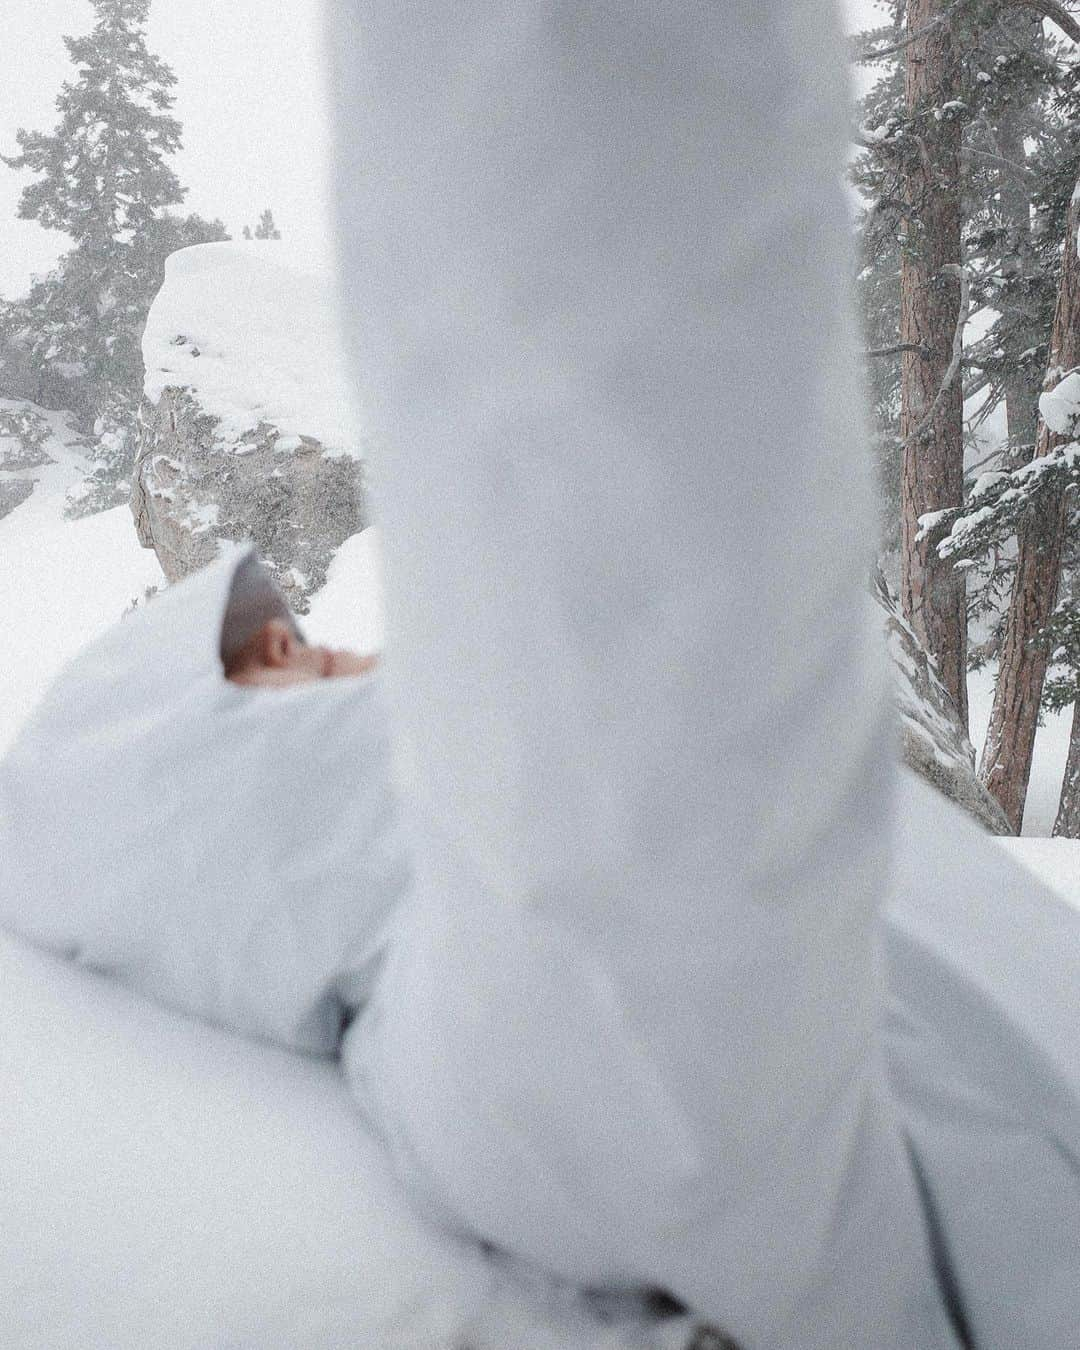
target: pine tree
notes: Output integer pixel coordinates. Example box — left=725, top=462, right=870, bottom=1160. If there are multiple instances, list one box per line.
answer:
left=912, top=26, right=1080, bottom=831
left=897, top=0, right=969, bottom=728
left=978, top=180, right=1080, bottom=831
left=0, top=0, right=228, bottom=511
left=253, top=208, right=281, bottom=241
left=4, top=0, right=185, bottom=247
left=851, top=0, right=1080, bottom=820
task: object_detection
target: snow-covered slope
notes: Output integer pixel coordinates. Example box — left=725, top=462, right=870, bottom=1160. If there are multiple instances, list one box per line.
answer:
left=877, top=574, right=1010, bottom=833
left=996, top=835, right=1080, bottom=913
left=0, top=399, right=163, bottom=755
left=306, top=522, right=386, bottom=653
left=0, top=928, right=694, bottom=1350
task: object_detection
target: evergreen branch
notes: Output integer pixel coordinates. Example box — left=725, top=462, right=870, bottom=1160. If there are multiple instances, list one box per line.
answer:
left=964, top=443, right=1009, bottom=479
left=934, top=441, right=1080, bottom=560
left=1008, top=0, right=1080, bottom=43
left=854, top=1, right=968, bottom=63
left=962, top=147, right=1038, bottom=179
left=869, top=194, right=918, bottom=219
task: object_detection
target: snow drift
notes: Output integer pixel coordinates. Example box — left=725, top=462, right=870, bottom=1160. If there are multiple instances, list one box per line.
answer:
left=142, top=241, right=360, bottom=458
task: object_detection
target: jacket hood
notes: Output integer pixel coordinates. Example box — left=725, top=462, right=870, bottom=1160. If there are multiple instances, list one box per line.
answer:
left=0, top=548, right=407, bottom=1054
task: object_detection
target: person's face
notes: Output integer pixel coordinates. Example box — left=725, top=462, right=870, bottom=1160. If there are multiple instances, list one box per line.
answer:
left=227, top=619, right=378, bottom=687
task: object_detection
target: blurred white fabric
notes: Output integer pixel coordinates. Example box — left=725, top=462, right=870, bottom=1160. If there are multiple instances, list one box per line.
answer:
left=328, top=2, right=956, bottom=1345
left=1, top=3, right=1079, bottom=1348
left=0, top=550, right=404, bottom=1054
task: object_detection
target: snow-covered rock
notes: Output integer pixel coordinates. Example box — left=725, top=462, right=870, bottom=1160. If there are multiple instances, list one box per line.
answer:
left=1038, top=368, right=1080, bottom=437
left=875, top=572, right=1011, bottom=834
left=134, top=244, right=368, bottom=609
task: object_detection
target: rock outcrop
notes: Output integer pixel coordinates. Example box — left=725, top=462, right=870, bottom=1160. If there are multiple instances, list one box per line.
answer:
left=132, top=389, right=366, bottom=611
left=133, top=243, right=367, bottom=611
left=876, top=570, right=1012, bottom=835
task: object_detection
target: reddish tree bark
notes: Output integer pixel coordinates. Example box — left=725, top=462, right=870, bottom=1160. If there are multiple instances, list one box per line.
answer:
left=980, top=189, right=1080, bottom=833
left=1053, top=701, right=1080, bottom=837
left=998, top=9, right=1045, bottom=466
left=899, top=0, right=968, bottom=731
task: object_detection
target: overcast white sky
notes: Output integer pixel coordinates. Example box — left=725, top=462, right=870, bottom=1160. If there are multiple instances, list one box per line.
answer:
left=0, top=0, right=883, bottom=299
left=0, top=0, right=336, bottom=296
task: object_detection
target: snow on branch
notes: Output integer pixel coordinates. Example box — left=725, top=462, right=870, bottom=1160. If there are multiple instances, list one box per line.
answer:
left=919, top=439, right=1080, bottom=563
left=1039, top=368, right=1080, bottom=435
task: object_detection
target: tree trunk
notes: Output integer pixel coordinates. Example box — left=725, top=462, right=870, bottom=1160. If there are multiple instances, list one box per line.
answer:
left=899, top=0, right=968, bottom=730
left=998, top=9, right=1044, bottom=465
left=1053, top=699, right=1080, bottom=837
left=980, top=188, right=1080, bottom=833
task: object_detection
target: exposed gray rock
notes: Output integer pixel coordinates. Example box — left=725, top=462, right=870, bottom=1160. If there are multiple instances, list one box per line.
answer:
left=131, top=387, right=366, bottom=612
left=875, top=570, right=1012, bottom=835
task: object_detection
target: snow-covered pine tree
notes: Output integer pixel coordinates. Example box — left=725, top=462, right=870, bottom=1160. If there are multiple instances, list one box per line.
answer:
left=897, top=0, right=970, bottom=727
left=852, top=0, right=1080, bottom=782
left=0, top=0, right=227, bottom=512
left=921, top=28, right=1080, bottom=832
left=253, top=209, right=282, bottom=241
left=978, top=177, right=1080, bottom=832
left=851, top=3, right=906, bottom=553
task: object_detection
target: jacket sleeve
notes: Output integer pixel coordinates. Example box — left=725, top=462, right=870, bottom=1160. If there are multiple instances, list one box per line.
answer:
left=329, top=4, right=957, bottom=1345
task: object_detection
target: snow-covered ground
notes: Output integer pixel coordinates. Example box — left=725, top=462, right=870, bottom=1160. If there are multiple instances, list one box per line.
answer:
left=0, top=926, right=692, bottom=1350
left=306, top=523, right=385, bottom=655
left=0, top=401, right=164, bottom=755
left=0, top=348, right=1075, bottom=1349
left=999, top=835, right=1080, bottom=913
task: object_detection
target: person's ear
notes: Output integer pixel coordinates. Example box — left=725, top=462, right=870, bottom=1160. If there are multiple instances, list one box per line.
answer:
left=256, top=619, right=298, bottom=669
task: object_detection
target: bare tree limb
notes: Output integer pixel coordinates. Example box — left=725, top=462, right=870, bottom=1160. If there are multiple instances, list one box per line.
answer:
left=964, top=443, right=1009, bottom=480
left=855, top=4, right=965, bottom=62
left=1008, top=0, right=1080, bottom=43
left=866, top=342, right=933, bottom=358
left=964, top=379, right=1005, bottom=435
left=961, top=146, right=1038, bottom=179
left=901, top=263, right=972, bottom=449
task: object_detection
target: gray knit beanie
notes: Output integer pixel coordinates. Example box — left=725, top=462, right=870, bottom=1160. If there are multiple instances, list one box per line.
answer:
left=218, top=550, right=304, bottom=668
